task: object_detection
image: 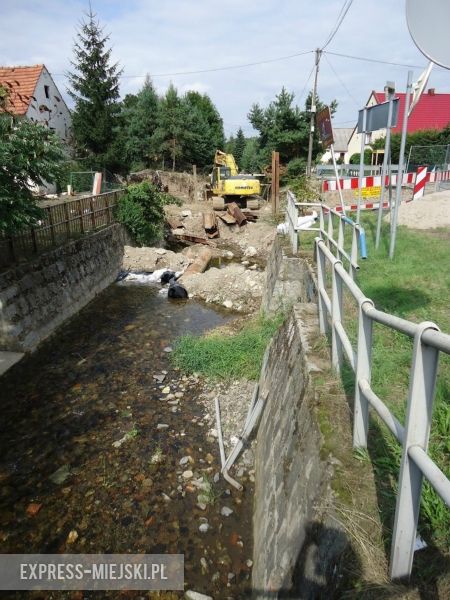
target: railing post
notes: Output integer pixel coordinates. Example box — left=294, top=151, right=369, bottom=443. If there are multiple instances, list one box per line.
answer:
left=90, top=198, right=96, bottom=230
left=331, top=260, right=344, bottom=373
left=327, top=211, right=333, bottom=249
left=353, top=299, right=374, bottom=448
left=105, top=193, right=111, bottom=225
left=48, top=208, right=56, bottom=246
left=349, top=226, right=358, bottom=278
left=337, top=217, right=344, bottom=262
left=287, top=193, right=298, bottom=254
left=63, top=203, right=70, bottom=239
left=389, top=321, right=440, bottom=580
left=315, top=239, right=329, bottom=335
left=319, top=205, right=325, bottom=236
left=78, top=199, right=84, bottom=234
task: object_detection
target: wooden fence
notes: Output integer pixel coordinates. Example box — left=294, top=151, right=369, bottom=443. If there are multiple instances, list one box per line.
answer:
left=0, top=190, right=124, bottom=269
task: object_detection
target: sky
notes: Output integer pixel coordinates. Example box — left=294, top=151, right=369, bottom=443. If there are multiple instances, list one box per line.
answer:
left=1, top=0, right=449, bottom=137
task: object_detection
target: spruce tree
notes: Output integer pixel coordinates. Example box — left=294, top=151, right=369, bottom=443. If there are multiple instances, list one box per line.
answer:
left=68, top=10, right=122, bottom=169
left=124, top=76, right=159, bottom=170
left=153, top=84, right=189, bottom=171
left=234, top=127, right=246, bottom=167
left=183, top=91, right=225, bottom=168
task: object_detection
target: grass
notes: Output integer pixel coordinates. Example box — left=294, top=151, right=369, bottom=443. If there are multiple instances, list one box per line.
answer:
left=351, top=216, right=450, bottom=551
left=171, top=313, right=285, bottom=380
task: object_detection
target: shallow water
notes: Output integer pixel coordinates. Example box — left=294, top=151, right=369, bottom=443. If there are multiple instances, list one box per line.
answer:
left=0, top=284, right=254, bottom=598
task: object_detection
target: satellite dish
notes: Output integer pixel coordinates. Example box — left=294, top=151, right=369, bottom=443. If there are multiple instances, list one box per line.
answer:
left=406, top=0, right=450, bottom=69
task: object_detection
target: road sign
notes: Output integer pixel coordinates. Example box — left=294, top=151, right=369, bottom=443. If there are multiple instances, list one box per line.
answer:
left=316, top=106, right=334, bottom=148
left=406, top=0, right=450, bottom=69
left=357, top=99, right=399, bottom=133
left=354, top=186, right=382, bottom=198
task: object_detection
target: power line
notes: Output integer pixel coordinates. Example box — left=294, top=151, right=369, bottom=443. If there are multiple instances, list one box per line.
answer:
left=297, top=63, right=315, bottom=104
left=323, top=53, right=359, bottom=107
left=324, top=50, right=424, bottom=69
left=52, top=49, right=313, bottom=79
left=321, top=0, right=354, bottom=50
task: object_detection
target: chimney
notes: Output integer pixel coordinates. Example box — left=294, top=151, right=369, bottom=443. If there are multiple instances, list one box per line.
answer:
left=428, top=88, right=436, bottom=96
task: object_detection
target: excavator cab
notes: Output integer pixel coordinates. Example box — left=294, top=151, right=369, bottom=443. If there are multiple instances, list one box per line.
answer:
left=211, top=166, right=231, bottom=190
left=209, top=149, right=261, bottom=208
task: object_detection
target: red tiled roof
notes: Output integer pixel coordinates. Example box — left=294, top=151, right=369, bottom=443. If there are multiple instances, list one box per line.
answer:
left=0, top=65, right=44, bottom=115
left=373, top=90, right=450, bottom=134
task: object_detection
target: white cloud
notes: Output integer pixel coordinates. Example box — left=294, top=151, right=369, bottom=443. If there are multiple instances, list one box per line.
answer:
left=1, top=0, right=449, bottom=136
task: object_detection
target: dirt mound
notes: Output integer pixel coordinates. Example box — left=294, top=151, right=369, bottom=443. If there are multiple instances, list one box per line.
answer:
left=386, top=189, right=450, bottom=230
left=180, top=263, right=264, bottom=313
left=123, top=246, right=191, bottom=272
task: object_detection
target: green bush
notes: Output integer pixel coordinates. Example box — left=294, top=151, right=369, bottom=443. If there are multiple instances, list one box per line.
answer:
left=287, top=174, right=321, bottom=202
left=286, top=157, right=307, bottom=177
left=349, top=149, right=373, bottom=164
left=116, top=181, right=166, bottom=245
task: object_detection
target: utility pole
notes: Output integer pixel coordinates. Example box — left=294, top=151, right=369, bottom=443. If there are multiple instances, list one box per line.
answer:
left=306, top=48, right=321, bottom=176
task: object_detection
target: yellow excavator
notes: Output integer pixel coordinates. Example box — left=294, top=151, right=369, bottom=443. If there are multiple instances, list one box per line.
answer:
left=209, top=150, right=261, bottom=209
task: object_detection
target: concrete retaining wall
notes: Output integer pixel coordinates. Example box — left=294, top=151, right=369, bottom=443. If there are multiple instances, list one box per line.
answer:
left=0, top=224, right=125, bottom=352
left=261, top=236, right=317, bottom=315
left=252, top=305, right=348, bottom=598
left=253, top=238, right=348, bottom=598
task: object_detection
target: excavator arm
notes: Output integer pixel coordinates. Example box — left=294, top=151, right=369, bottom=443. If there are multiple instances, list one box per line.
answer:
left=214, top=150, right=238, bottom=176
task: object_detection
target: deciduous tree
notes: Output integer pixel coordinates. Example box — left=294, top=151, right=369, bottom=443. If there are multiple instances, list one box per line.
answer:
left=0, top=112, right=64, bottom=233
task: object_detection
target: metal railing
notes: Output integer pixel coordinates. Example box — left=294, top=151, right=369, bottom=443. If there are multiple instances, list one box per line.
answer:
left=0, top=190, right=124, bottom=269
left=315, top=236, right=450, bottom=580
left=286, top=191, right=367, bottom=276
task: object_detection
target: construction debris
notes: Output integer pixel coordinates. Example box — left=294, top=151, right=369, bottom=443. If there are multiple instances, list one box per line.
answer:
left=169, top=232, right=215, bottom=246
left=183, top=245, right=212, bottom=276
left=217, top=212, right=237, bottom=225
left=166, top=216, right=183, bottom=230
left=227, top=202, right=247, bottom=226
left=202, top=210, right=219, bottom=239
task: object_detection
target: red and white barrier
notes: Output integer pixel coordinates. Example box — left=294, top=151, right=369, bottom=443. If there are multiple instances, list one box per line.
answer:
left=322, top=169, right=450, bottom=193
left=325, top=201, right=390, bottom=213
left=322, top=173, right=415, bottom=192
left=408, top=166, right=427, bottom=202
left=427, top=170, right=450, bottom=183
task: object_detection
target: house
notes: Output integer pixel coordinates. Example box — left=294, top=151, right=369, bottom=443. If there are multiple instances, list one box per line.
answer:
left=346, top=88, right=450, bottom=163
left=0, top=64, right=71, bottom=144
left=320, top=127, right=353, bottom=163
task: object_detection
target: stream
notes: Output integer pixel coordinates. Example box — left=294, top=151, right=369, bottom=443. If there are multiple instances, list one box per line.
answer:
left=0, top=283, right=254, bottom=599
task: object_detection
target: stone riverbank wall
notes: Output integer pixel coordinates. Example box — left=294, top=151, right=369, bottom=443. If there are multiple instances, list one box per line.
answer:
left=252, top=238, right=348, bottom=598
left=0, top=224, right=125, bottom=352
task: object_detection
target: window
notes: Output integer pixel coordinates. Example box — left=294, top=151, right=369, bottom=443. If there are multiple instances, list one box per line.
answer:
left=44, top=85, right=50, bottom=99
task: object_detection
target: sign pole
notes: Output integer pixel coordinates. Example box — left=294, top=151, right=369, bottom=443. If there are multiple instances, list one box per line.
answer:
left=356, top=108, right=367, bottom=223
left=330, top=144, right=346, bottom=215
left=389, top=71, right=413, bottom=260
left=375, top=86, right=395, bottom=249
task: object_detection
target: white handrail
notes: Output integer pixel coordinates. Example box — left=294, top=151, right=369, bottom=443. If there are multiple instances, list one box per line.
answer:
left=314, top=236, right=450, bottom=580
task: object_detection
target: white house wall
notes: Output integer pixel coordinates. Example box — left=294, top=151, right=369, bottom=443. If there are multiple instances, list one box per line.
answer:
left=346, top=92, right=386, bottom=161
left=26, top=67, right=71, bottom=144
